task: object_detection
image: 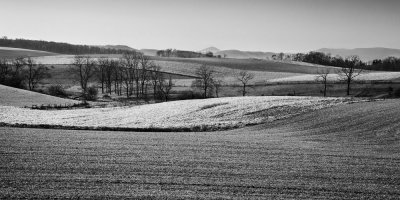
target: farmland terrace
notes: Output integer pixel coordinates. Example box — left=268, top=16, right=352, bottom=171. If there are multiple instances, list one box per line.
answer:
left=1, top=99, right=400, bottom=199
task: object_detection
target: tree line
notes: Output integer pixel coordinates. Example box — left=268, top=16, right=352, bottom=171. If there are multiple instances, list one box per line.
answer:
left=290, top=51, right=399, bottom=71
left=369, top=57, right=400, bottom=71
left=0, top=57, right=50, bottom=90
left=0, top=36, right=134, bottom=55
left=156, top=49, right=216, bottom=58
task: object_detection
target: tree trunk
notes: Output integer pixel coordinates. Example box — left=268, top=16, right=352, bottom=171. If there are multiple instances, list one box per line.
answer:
left=153, top=84, right=157, bottom=100
left=126, top=85, right=129, bottom=98
left=347, top=78, right=351, bottom=95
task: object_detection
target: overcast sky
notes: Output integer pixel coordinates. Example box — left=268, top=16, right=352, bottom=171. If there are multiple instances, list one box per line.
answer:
left=2, top=0, right=400, bottom=52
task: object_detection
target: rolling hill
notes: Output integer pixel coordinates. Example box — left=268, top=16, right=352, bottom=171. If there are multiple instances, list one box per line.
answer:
left=151, top=56, right=338, bottom=74
left=317, top=47, right=400, bottom=61
left=0, top=47, right=57, bottom=59
left=0, top=84, right=78, bottom=107
left=0, top=96, right=347, bottom=130
left=1, top=98, right=399, bottom=199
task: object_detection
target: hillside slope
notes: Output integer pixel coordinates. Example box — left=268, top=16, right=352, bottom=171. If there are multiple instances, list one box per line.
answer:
left=0, top=96, right=347, bottom=130
left=0, top=84, right=78, bottom=107
left=215, top=49, right=275, bottom=59
left=253, top=99, right=400, bottom=152
left=152, top=57, right=337, bottom=74
left=0, top=47, right=57, bottom=59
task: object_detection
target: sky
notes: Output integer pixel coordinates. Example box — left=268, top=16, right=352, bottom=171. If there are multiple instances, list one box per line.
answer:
left=1, top=0, right=400, bottom=53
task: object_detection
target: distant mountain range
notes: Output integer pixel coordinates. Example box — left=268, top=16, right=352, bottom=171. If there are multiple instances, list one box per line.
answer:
left=199, top=47, right=275, bottom=59
left=198, top=47, right=400, bottom=61
left=316, top=47, right=400, bottom=61
left=94, top=45, right=400, bottom=61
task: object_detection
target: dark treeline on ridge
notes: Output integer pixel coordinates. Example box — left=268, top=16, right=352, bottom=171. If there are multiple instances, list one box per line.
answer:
left=0, top=37, right=135, bottom=55
left=291, top=51, right=400, bottom=71
left=156, top=49, right=216, bottom=58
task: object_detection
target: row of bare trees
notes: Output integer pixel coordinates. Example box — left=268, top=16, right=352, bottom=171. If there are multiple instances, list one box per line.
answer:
left=316, top=55, right=365, bottom=96
left=0, top=57, right=50, bottom=90
left=70, top=53, right=174, bottom=101
left=192, top=65, right=255, bottom=98
left=193, top=56, right=363, bottom=98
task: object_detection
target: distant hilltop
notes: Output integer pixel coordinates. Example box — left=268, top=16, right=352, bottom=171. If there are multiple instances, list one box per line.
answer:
left=199, top=47, right=220, bottom=54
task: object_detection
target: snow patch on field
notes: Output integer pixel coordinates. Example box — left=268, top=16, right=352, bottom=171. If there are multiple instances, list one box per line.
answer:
left=0, top=96, right=348, bottom=130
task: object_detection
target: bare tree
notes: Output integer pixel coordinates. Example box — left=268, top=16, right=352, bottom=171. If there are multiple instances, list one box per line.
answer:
left=338, top=55, right=364, bottom=95
left=120, top=52, right=141, bottom=97
left=212, top=78, right=224, bottom=98
left=13, top=57, right=26, bottom=76
left=113, top=61, right=123, bottom=95
left=149, top=64, right=174, bottom=102
left=0, top=59, right=11, bottom=83
left=149, top=64, right=163, bottom=100
left=70, top=55, right=97, bottom=96
left=158, top=74, right=174, bottom=102
left=236, top=70, right=255, bottom=96
left=7, top=57, right=27, bottom=88
left=315, top=69, right=330, bottom=97
left=139, top=55, right=152, bottom=98
left=25, top=57, right=50, bottom=91
left=192, top=64, right=216, bottom=98
left=96, top=57, right=109, bottom=94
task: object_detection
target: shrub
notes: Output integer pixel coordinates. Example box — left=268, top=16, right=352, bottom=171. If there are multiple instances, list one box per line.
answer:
left=48, top=85, right=67, bottom=97
left=175, top=90, right=204, bottom=100
left=3, top=75, right=25, bottom=89
left=102, top=94, right=111, bottom=99
left=394, top=88, right=400, bottom=98
left=205, top=52, right=214, bottom=57
left=83, top=86, right=98, bottom=101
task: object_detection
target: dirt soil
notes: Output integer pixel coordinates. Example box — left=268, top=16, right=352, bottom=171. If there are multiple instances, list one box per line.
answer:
left=1, top=100, right=399, bottom=199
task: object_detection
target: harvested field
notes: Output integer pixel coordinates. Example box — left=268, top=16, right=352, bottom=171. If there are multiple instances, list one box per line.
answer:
left=1, top=100, right=399, bottom=199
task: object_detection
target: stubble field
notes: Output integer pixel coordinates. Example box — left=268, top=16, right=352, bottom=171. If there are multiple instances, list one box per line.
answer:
left=1, top=100, right=399, bottom=199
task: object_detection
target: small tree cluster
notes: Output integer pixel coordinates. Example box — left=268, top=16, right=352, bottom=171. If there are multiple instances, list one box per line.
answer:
left=71, top=52, right=173, bottom=101
left=315, top=55, right=365, bottom=96
left=192, top=65, right=224, bottom=98
left=0, top=57, right=50, bottom=89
